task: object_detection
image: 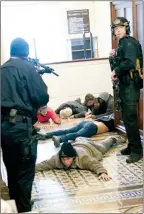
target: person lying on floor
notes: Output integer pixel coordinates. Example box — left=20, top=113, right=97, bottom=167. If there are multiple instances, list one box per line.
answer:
left=36, top=135, right=125, bottom=181
left=84, top=92, right=114, bottom=119
left=39, top=113, right=115, bottom=148
left=55, top=98, right=87, bottom=118
left=37, top=106, right=61, bottom=124
left=59, top=107, right=73, bottom=119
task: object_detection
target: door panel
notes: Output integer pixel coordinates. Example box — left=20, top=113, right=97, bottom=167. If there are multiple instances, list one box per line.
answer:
left=125, top=8, right=133, bottom=36
left=136, top=3, right=144, bottom=51
left=110, top=1, right=143, bottom=132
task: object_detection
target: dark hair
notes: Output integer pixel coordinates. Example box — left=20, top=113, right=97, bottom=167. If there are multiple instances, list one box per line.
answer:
left=59, top=143, right=77, bottom=158
left=84, top=93, right=95, bottom=104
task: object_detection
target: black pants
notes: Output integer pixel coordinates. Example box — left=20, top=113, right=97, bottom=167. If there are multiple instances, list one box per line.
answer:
left=120, top=81, right=143, bottom=154
left=1, top=116, right=38, bottom=213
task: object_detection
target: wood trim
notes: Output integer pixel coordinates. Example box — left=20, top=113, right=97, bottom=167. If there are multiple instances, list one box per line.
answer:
left=110, top=2, right=117, bottom=49
left=111, top=0, right=143, bottom=139
left=43, top=57, right=109, bottom=66
left=132, top=0, right=138, bottom=39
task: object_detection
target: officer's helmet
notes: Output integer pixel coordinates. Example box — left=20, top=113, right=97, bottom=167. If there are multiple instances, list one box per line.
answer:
left=111, top=17, right=130, bottom=36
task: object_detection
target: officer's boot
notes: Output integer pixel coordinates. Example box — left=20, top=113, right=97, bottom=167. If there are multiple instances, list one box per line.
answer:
left=121, top=147, right=131, bottom=155
left=126, top=152, right=143, bottom=163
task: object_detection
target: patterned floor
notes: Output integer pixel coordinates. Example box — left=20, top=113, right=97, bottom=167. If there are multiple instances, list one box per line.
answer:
left=32, top=119, right=143, bottom=213
left=1, top=118, right=143, bottom=213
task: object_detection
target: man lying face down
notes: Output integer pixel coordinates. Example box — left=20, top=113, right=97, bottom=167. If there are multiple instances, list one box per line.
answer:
left=84, top=92, right=114, bottom=120
left=36, top=135, right=126, bottom=181
left=55, top=98, right=87, bottom=119
left=59, top=107, right=73, bottom=119
left=39, top=113, right=116, bottom=148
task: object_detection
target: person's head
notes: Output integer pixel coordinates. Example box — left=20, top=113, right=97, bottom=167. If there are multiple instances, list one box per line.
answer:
left=75, top=97, right=82, bottom=104
left=59, top=143, right=77, bottom=168
left=84, top=93, right=95, bottom=107
left=39, top=106, right=48, bottom=116
left=10, top=37, right=29, bottom=57
left=111, top=17, right=130, bottom=39
left=59, top=107, right=72, bottom=119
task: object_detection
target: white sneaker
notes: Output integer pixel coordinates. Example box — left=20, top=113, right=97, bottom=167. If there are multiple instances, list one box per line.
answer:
left=110, top=135, right=126, bottom=144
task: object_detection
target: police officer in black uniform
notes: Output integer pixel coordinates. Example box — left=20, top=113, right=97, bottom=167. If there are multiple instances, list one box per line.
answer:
left=110, top=17, right=143, bottom=163
left=1, top=38, right=49, bottom=212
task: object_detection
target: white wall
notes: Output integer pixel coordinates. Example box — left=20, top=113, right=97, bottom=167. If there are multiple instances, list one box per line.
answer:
left=42, top=59, right=113, bottom=109
left=1, top=1, right=112, bottom=64
left=93, top=1, right=112, bottom=57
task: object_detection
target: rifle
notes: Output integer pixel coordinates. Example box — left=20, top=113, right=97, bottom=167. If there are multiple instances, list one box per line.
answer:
left=109, top=53, right=122, bottom=113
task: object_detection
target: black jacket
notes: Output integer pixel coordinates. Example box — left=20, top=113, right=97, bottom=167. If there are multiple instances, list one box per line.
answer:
left=113, top=36, right=143, bottom=89
left=1, top=58, right=49, bottom=115
left=55, top=100, right=87, bottom=118
left=96, top=113, right=115, bottom=131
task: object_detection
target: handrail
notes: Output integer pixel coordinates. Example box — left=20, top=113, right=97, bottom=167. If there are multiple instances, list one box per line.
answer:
left=43, top=57, right=109, bottom=66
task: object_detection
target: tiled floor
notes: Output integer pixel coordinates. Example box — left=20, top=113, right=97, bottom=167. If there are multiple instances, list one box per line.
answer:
left=1, top=119, right=143, bottom=213
left=32, top=119, right=143, bottom=213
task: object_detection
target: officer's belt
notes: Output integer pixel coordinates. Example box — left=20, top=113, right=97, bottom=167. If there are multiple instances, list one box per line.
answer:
left=1, top=107, right=32, bottom=123
left=1, top=114, right=32, bottom=123
left=1, top=107, right=32, bottom=117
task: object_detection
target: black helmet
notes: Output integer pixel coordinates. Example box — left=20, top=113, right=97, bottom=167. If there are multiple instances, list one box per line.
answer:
left=59, top=143, right=77, bottom=158
left=111, top=17, right=130, bottom=36
left=10, top=38, right=29, bottom=57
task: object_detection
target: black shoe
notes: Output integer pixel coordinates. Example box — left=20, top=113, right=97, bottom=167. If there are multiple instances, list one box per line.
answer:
left=121, top=148, right=131, bottom=155
left=32, top=127, right=41, bottom=135
left=36, top=134, right=47, bottom=140
left=37, top=133, right=51, bottom=140
left=52, top=136, right=61, bottom=148
left=126, top=153, right=143, bottom=163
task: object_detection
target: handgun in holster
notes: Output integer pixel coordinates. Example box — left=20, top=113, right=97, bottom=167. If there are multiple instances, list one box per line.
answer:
left=9, top=109, right=18, bottom=124
left=130, top=59, right=143, bottom=80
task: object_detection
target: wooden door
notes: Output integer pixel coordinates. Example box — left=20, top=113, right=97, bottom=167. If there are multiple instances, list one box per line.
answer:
left=135, top=1, right=143, bottom=131
left=110, top=0, right=143, bottom=134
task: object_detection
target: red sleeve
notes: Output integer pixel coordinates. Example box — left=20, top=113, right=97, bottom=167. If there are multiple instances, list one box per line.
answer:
left=37, top=113, right=50, bottom=122
left=48, top=108, right=58, bottom=122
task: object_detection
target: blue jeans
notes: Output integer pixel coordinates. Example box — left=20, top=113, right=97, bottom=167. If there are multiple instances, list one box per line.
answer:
left=48, top=121, right=97, bottom=142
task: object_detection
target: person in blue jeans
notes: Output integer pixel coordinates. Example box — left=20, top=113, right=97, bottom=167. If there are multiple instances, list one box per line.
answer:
left=42, top=114, right=115, bottom=147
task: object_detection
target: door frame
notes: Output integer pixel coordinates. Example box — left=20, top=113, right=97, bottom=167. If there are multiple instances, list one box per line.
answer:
left=110, top=0, right=143, bottom=139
